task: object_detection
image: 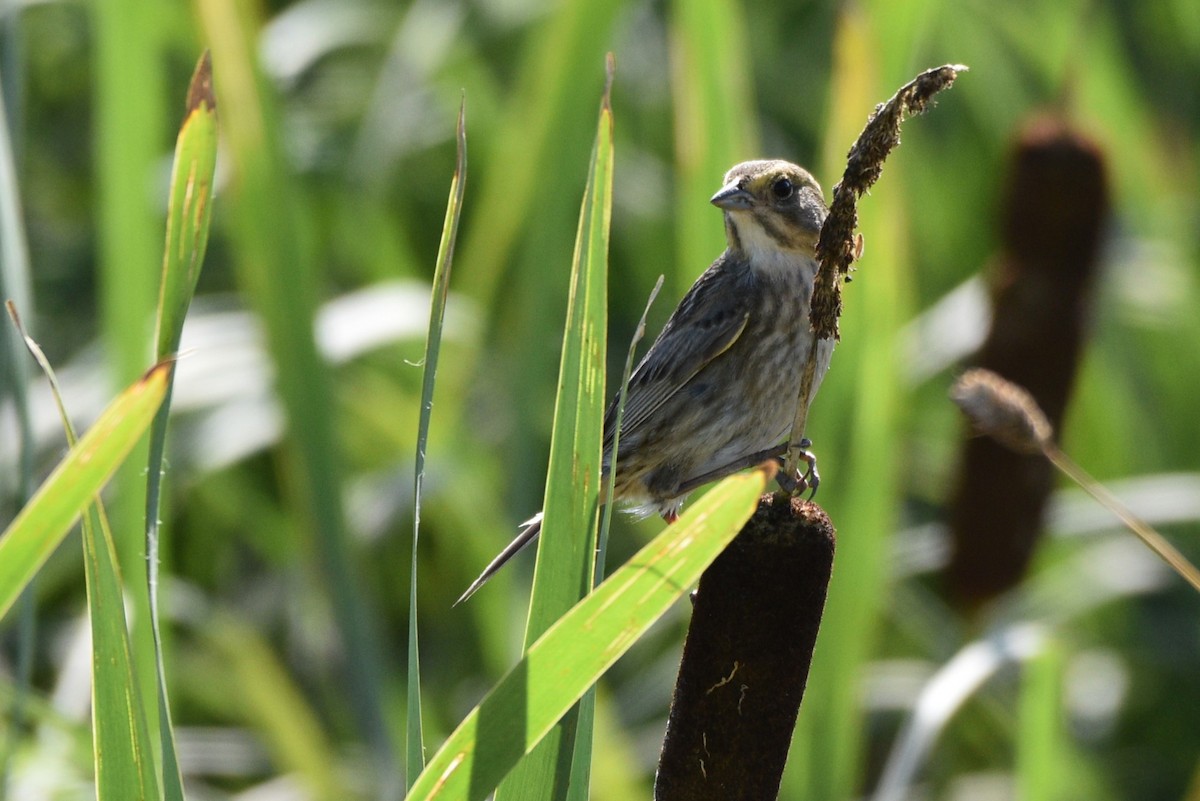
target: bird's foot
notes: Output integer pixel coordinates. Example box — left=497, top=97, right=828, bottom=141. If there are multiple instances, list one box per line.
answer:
left=774, top=438, right=820, bottom=499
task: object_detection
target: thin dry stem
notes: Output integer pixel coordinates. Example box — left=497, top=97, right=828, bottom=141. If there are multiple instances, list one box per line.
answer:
left=812, top=63, right=966, bottom=339
left=782, top=64, right=967, bottom=482
left=1045, top=447, right=1200, bottom=594
left=951, top=368, right=1200, bottom=595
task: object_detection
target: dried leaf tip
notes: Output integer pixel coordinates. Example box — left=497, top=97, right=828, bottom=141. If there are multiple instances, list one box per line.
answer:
left=186, top=50, right=216, bottom=114
left=5, top=298, right=22, bottom=329
left=951, top=369, right=1052, bottom=454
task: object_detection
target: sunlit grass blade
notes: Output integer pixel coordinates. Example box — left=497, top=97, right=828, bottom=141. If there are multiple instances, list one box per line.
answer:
left=142, top=51, right=219, bottom=801
left=82, top=503, right=161, bottom=801
left=93, top=0, right=167, bottom=750
left=152, top=52, right=217, bottom=360
left=595, top=275, right=663, bottom=590
left=668, top=0, right=758, bottom=295
left=1017, top=635, right=1067, bottom=801
left=195, top=0, right=398, bottom=791
left=405, top=467, right=770, bottom=801
left=408, top=98, right=467, bottom=788
left=494, top=55, right=614, bottom=801
left=0, top=313, right=170, bottom=621
left=452, top=0, right=628, bottom=511
left=568, top=275, right=662, bottom=801
left=2, top=311, right=166, bottom=800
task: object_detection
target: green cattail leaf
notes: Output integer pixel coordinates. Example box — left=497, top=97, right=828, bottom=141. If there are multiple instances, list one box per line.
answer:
left=4, top=310, right=166, bottom=801
left=153, top=51, right=218, bottom=360
left=408, top=98, right=468, bottom=789
left=494, top=55, right=615, bottom=801
left=406, top=467, right=769, bottom=801
left=144, top=50, right=219, bottom=801
left=83, top=502, right=161, bottom=801
left=0, top=362, right=170, bottom=621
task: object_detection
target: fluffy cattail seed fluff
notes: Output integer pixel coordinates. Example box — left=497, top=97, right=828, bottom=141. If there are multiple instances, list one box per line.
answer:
left=950, top=369, right=1053, bottom=454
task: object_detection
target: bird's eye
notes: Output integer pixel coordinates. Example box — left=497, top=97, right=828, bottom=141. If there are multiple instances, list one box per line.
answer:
left=771, top=177, right=794, bottom=200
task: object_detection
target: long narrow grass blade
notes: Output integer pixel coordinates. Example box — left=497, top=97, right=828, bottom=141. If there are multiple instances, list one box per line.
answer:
left=567, top=275, right=662, bottom=801
left=93, top=0, right=167, bottom=750
left=494, top=56, right=614, bottom=801
left=152, top=52, right=217, bottom=359
left=451, top=1, right=627, bottom=509
left=408, top=98, right=467, bottom=788
left=0, top=320, right=170, bottom=620
left=83, top=503, right=161, bottom=801
left=594, top=275, right=663, bottom=589
left=0, top=315, right=166, bottom=799
left=405, top=467, right=770, bottom=801
left=0, top=318, right=168, bottom=605
left=5, top=303, right=70, bottom=452
left=143, top=51, right=219, bottom=801
left=1017, top=635, right=1067, bottom=801
left=195, top=0, right=398, bottom=791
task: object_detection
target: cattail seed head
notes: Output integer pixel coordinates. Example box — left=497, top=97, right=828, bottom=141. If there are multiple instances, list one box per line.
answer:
left=950, top=368, right=1054, bottom=454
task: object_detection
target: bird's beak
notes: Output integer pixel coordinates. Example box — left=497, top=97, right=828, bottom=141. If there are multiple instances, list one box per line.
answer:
left=710, top=183, right=754, bottom=211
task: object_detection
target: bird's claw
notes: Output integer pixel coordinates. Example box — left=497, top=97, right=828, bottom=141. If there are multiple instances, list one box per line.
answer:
left=797, top=438, right=819, bottom=498
left=774, top=438, right=820, bottom=499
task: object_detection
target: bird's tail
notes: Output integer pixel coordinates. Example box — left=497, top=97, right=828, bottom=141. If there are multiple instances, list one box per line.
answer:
left=454, top=513, right=544, bottom=606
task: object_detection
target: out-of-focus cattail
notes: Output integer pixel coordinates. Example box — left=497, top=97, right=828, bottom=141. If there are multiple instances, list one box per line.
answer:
left=945, top=116, right=1109, bottom=606
left=951, top=368, right=1053, bottom=455
left=951, top=369, right=1200, bottom=596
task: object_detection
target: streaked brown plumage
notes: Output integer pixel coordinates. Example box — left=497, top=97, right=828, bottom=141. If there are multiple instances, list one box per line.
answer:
left=456, top=160, right=835, bottom=604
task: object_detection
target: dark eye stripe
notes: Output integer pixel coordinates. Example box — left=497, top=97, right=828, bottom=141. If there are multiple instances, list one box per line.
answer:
left=752, top=208, right=798, bottom=248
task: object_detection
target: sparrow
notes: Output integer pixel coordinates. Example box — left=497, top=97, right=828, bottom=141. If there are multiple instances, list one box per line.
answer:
left=457, top=160, right=834, bottom=604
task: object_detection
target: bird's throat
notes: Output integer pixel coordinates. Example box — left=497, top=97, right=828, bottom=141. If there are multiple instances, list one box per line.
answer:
left=727, top=213, right=818, bottom=280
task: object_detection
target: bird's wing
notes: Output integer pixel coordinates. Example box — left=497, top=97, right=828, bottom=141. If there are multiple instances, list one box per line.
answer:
left=604, top=258, right=750, bottom=448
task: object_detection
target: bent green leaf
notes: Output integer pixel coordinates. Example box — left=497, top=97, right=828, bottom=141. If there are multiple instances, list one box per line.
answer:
left=5, top=305, right=165, bottom=799
left=0, top=360, right=171, bottom=621
left=406, top=467, right=769, bottom=801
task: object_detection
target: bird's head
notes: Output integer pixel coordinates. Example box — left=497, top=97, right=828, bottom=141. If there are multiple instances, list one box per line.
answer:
left=711, top=160, right=827, bottom=263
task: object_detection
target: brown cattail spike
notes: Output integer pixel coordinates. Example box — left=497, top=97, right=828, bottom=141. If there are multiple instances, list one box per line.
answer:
left=811, top=64, right=967, bottom=341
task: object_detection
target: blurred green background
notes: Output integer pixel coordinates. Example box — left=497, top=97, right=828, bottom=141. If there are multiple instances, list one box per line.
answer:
left=2, top=0, right=1199, bottom=798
